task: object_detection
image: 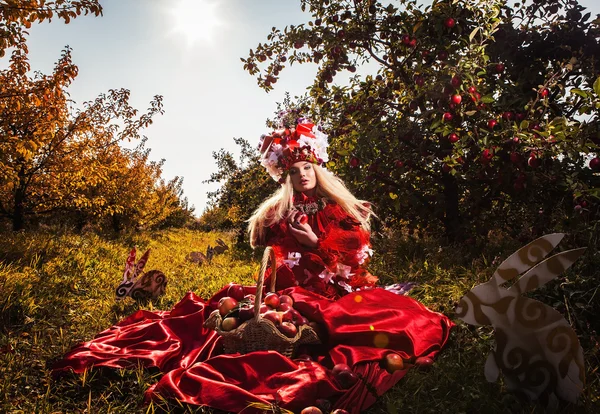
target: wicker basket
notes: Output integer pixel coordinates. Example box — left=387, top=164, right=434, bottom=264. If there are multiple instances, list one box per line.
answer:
left=204, top=246, right=321, bottom=358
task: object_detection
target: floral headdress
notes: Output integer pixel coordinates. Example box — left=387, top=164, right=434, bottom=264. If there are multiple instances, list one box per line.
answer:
left=259, top=109, right=329, bottom=183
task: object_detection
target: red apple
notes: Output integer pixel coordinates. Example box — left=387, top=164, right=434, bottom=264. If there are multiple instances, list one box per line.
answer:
left=279, top=294, right=294, bottom=306
left=451, top=94, right=462, bottom=105
left=495, top=63, right=505, bottom=73
left=336, top=370, right=358, bottom=389
left=408, top=38, right=417, bottom=48
left=528, top=156, right=541, bottom=168
left=395, top=160, right=404, bottom=168
left=278, top=321, right=298, bottom=338
left=297, top=316, right=309, bottom=325
left=331, top=410, right=350, bottom=414
left=264, top=292, right=280, bottom=309
left=315, top=399, right=332, bottom=413
left=262, top=310, right=282, bottom=325
left=540, top=88, right=549, bottom=97
left=487, top=119, right=498, bottom=129
left=384, top=353, right=405, bottom=373
left=448, top=133, right=459, bottom=143
left=414, top=356, right=434, bottom=367
left=589, top=157, right=600, bottom=171
left=277, top=302, right=292, bottom=312
left=227, top=284, right=245, bottom=301
left=467, top=86, right=477, bottom=94
left=259, top=304, right=269, bottom=314
left=238, top=305, right=255, bottom=322
left=444, top=17, right=456, bottom=28
left=300, top=407, right=322, bottom=414
left=332, top=363, right=352, bottom=377
left=502, top=111, right=514, bottom=121
left=481, top=149, right=493, bottom=164
left=218, top=297, right=238, bottom=317
left=349, top=156, right=360, bottom=168
left=281, top=309, right=295, bottom=323
left=443, top=112, right=453, bottom=122
left=221, top=317, right=240, bottom=332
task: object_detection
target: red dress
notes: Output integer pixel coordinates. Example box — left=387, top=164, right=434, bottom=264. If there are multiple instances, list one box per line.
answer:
left=53, top=196, right=453, bottom=413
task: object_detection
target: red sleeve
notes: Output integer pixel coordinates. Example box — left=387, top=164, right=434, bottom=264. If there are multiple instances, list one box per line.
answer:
left=314, top=204, right=371, bottom=270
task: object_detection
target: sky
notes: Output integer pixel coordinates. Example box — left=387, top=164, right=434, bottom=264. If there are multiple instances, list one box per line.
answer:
left=14, top=0, right=600, bottom=215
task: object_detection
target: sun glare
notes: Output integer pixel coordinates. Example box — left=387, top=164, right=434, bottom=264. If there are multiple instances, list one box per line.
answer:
left=169, top=0, right=224, bottom=46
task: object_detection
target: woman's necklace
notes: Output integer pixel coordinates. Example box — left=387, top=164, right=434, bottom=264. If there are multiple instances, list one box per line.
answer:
left=293, top=197, right=328, bottom=215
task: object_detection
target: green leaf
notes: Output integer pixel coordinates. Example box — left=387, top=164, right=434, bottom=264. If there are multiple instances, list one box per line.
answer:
left=469, top=27, right=479, bottom=42
left=389, top=192, right=398, bottom=200
left=570, top=88, right=588, bottom=98
left=481, top=95, right=495, bottom=103
left=464, top=110, right=477, bottom=116
left=594, top=77, right=600, bottom=97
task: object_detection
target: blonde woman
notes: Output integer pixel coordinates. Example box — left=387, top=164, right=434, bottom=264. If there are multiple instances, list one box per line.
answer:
left=248, top=115, right=379, bottom=298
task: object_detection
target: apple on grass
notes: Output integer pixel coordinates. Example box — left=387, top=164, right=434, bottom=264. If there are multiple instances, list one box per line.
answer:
left=384, top=353, right=405, bottom=373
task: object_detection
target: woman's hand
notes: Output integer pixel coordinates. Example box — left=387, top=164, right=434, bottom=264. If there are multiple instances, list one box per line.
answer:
left=287, top=211, right=318, bottom=248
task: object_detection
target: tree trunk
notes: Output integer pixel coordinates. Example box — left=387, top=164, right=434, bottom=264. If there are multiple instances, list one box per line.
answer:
left=441, top=172, right=461, bottom=242
left=12, top=167, right=27, bottom=231
left=112, top=213, right=122, bottom=233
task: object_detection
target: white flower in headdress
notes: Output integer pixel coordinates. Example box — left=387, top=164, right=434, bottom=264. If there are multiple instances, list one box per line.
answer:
left=284, top=252, right=301, bottom=268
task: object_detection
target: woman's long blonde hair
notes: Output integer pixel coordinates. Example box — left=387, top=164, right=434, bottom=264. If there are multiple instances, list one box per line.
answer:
left=247, top=164, right=374, bottom=247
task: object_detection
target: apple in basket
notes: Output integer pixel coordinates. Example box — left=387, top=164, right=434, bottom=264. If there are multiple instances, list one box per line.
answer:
left=218, top=297, right=238, bottom=317
left=243, top=294, right=256, bottom=303
left=263, top=292, right=280, bottom=309
left=331, top=410, right=350, bottom=414
left=221, top=317, right=240, bottom=332
left=277, top=302, right=292, bottom=312
left=259, top=303, right=269, bottom=314
left=278, top=321, right=298, bottom=338
left=281, top=309, right=295, bottom=323
left=227, top=283, right=246, bottom=301
left=262, top=310, right=282, bottom=325
left=238, top=304, right=255, bottom=322
left=279, top=294, right=294, bottom=306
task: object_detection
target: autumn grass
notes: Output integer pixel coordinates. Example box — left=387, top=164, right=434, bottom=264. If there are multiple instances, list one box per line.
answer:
left=1, top=228, right=598, bottom=413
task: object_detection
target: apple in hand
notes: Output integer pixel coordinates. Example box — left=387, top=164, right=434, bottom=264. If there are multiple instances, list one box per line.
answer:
left=218, top=297, right=238, bottom=317
left=264, top=292, right=280, bottom=309
left=227, top=283, right=245, bottom=301
left=384, top=353, right=405, bottom=373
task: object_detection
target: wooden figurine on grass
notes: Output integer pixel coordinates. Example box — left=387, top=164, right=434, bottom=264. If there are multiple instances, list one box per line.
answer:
left=115, top=247, right=167, bottom=301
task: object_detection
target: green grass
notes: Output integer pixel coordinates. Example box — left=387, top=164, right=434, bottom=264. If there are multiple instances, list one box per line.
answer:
left=1, top=228, right=598, bottom=413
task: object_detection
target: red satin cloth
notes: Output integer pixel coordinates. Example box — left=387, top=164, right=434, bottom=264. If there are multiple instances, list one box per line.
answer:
left=54, top=286, right=453, bottom=413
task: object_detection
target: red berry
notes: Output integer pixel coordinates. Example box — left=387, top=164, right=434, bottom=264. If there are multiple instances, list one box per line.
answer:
left=528, top=155, right=541, bottom=169
left=589, top=157, right=600, bottom=171
left=487, top=119, right=497, bottom=129
left=467, top=86, right=477, bottom=94
left=451, top=94, right=462, bottom=105
left=448, top=133, right=459, bottom=143
left=540, top=88, right=549, bottom=98
left=349, top=156, right=360, bottom=168
left=443, top=112, right=453, bottom=122
left=495, top=63, right=505, bottom=73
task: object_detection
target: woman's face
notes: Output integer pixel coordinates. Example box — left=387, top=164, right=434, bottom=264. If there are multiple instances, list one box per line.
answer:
left=289, top=161, right=317, bottom=194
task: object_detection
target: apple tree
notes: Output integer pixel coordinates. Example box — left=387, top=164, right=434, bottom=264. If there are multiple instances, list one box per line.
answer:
left=242, top=0, right=600, bottom=242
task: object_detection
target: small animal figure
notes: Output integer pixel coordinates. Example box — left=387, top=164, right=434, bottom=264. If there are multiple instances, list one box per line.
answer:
left=456, top=233, right=586, bottom=407
left=115, top=248, right=167, bottom=301
left=188, top=251, right=209, bottom=265
left=206, top=245, right=215, bottom=263
left=213, top=238, right=229, bottom=255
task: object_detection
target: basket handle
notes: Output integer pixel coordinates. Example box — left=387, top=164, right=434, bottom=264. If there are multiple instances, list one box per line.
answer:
left=253, top=246, right=277, bottom=322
